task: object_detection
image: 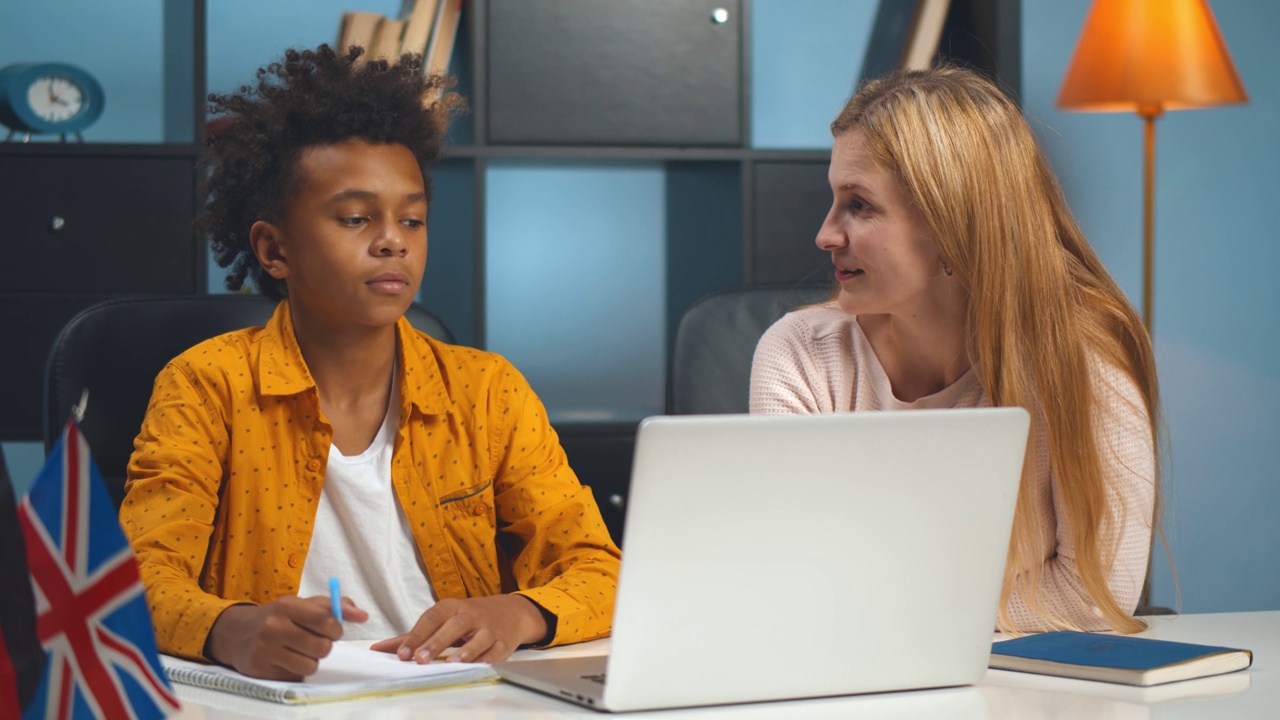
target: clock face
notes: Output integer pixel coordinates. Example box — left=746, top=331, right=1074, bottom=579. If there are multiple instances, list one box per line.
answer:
left=26, top=75, right=84, bottom=123
left=0, top=62, right=104, bottom=136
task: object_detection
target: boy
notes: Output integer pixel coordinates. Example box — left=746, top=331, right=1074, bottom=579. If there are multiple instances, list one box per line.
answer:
left=121, top=45, right=620, bottom=680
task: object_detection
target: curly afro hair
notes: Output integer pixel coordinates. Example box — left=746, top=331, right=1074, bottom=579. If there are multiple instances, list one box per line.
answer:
left=197, top=44, right=461, bottom=299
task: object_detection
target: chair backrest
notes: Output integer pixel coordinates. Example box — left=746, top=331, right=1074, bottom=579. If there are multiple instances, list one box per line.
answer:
left=667, top=283, right=832, bottom=415
left=43, top=294, right=454, bottom=508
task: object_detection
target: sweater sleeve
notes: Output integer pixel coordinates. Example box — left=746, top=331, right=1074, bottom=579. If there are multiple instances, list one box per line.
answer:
left=121, top=361, right=238, bottom=660
left=489, top=361, right=622, bottom=647
left=749, top=312, right=830, bottom=415
left=1004, top=362, right=1157, bottom=631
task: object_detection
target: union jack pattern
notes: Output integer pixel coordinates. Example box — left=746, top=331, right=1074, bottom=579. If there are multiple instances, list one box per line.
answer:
left=18, top=421, right=179, bottom=720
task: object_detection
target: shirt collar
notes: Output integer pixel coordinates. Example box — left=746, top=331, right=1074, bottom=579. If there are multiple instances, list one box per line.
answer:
left=258, top=299, right=314, bottom=396
left=394, top=314, right=451, bottom=417
left=257, top=299, right=451, bottom=416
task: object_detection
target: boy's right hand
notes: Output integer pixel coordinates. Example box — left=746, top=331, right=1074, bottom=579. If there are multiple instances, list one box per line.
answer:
left=206, top=595, right=369, bottom=680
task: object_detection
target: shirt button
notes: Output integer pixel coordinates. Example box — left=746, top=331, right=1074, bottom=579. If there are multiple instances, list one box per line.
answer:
left=472, top=503, right=488, bottom=516
left=287, top=554, right=300, bottom=568
left=306, top=459, right=321, bottom=472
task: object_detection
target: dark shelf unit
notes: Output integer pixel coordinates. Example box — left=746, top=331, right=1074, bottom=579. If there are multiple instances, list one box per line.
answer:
left=0, top=1, right=207, bottom=442
left=1, top=0, right=1021, bottom=545
left=425, top=0, right=839, bottom=355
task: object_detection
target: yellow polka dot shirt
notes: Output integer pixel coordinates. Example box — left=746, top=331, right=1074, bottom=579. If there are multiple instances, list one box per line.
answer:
left=121, top=300, right=621, bottom=660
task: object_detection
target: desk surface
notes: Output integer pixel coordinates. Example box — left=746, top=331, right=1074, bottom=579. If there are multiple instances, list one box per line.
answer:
left=169, top=610, right=1275, bottom=719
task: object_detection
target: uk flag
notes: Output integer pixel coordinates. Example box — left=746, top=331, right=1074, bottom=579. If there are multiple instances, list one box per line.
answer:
left=18, top=421, right=180, bottom=720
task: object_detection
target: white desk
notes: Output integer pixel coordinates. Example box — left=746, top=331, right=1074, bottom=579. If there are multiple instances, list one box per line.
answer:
left=169, top=611, right=1275, bottom=719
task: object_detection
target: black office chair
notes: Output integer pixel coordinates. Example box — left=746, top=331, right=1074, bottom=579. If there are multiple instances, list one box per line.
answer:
left=667, top=283, right=832, bottom=415
left=43, top=294, right=454, bottom=509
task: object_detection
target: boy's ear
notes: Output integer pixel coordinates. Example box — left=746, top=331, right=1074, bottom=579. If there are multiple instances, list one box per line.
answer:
left=249, top=221, right=290, bottom=280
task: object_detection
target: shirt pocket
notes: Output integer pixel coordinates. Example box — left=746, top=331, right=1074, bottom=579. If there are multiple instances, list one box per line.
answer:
left=438, top=479, right=496, bottom=530
left=437, top=478, right=499, bottom=591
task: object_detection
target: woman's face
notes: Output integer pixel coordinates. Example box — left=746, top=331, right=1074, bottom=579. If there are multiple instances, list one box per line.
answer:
left=817, top=131, right=948, bottom=318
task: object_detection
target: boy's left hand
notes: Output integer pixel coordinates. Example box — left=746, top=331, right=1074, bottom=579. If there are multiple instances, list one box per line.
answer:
left=369, top=594, right=549, bottom=664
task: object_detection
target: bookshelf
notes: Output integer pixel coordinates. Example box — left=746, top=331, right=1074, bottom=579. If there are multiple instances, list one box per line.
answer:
left=0, top=0, right=1021, bottom=541
left=0, top=1, right=207, bottom=442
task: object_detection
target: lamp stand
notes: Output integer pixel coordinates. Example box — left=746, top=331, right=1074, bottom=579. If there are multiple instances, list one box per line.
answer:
left=1140, top=106, right=1162, bottom=334
left=1138, top=105, right=1162, bottom=614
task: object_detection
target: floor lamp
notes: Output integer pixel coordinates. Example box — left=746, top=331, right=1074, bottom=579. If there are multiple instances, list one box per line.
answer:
left=1056, top=0, right=1248, bottom=334
left=1057, top=0, right=1247, bottom=613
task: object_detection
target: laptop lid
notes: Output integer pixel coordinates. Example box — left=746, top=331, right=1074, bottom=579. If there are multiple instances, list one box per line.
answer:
left=504, top=408, right=1029, bottom=711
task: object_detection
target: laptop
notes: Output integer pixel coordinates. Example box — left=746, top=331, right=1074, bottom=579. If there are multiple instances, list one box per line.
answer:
left=495, top=408, right=1030, bottom=712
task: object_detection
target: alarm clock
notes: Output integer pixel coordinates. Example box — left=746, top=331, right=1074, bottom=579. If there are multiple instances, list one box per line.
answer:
left=0, top=62, right=105, bottom=140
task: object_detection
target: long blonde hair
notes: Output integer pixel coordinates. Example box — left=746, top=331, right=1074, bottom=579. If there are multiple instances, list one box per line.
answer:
left=831, top=66, right=1160, bottom=634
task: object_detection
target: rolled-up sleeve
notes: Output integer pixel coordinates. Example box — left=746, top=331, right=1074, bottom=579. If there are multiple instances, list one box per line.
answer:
left=488, top=362, right=621, bottom=646
left=121, top=361, right=236, bottom=660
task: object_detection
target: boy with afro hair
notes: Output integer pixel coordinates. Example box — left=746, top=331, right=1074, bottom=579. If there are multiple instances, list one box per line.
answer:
left=121, top=45, right=621, bottom=680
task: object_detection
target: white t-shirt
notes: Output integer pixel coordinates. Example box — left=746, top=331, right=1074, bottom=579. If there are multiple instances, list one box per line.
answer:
left=299, top=381, right=437, bottom=640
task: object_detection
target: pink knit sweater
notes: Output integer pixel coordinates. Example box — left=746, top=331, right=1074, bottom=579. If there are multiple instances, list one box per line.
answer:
left=750, top=304, right=1156, bottom=631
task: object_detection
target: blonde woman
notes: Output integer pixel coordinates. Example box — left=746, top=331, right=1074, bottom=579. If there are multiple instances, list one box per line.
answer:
left=749, top=66, right=1159, bottom=634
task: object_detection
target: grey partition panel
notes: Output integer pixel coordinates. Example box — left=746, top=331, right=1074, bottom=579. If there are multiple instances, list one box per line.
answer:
left=487, top=0, right=742, bottom=146
left=752, top=162, right=831, bottom=284
left=421, top=160, right=477, bottom=347
left=665, top=162, right=742, bottom=350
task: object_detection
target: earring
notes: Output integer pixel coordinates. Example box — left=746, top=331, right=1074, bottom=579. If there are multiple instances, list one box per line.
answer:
left=941, top=263, right=954, bottom=277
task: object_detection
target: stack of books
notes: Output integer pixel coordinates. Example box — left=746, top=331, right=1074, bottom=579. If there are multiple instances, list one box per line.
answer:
left=337, top=0, right=463, bottom=78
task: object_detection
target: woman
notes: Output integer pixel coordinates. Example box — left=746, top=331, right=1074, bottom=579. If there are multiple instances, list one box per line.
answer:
left=750, top=66, right=1159, bottom=634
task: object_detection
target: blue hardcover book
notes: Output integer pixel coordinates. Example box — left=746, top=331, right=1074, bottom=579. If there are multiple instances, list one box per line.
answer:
left=989, top=632, right=1252, bottom=686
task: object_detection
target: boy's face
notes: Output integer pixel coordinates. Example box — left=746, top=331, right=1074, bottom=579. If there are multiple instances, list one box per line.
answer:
left=253, top=140, right=428, bottom=330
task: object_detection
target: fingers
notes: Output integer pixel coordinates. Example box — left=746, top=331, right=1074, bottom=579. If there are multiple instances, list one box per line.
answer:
left=261, top=646, right=324, bottom=681
left=449, top=628, right=516, bottom=664
left=386, top=596, right=536, bottom=664
left=209, top=595, right=372, bottom=680
left=399, top=604, right=460, bottom=662
left=339, top=596, right=370, bottom=623
left=368, top=634, right=405, bottom=654
left=286, top=595, right=345, bottom=641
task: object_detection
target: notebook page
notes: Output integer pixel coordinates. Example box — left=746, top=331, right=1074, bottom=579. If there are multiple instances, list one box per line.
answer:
left=162, top=641, right=495, bottom=702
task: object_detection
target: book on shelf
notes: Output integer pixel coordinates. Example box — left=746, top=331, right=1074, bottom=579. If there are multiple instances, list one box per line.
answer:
left=399, top=0, right=441, bottom=57
left=421, top=0, right=463, bottom=103
left=161, top=641, right=498, bottom=704
left=901, top=0, right=951, bottom=72
left=369, top=18, right=408, bottom=62
left=424, top=0, right=464, bottom=77
left=989, top=631, right=1253, bottom=687
left=338, top=11, right=384, bottom=55
left=860, top=0, right=952, bottom=83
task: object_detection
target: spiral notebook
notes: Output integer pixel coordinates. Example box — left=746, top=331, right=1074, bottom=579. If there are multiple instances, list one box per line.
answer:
left=161, top=640, right=498, bottom=704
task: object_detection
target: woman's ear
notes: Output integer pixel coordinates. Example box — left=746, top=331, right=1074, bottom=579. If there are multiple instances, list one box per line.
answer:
left=249, top=221, right=289, bottom=280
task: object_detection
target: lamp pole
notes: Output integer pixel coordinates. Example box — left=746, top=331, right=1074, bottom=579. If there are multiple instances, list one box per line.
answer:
left=1139, top=104, right=1161, bottom=335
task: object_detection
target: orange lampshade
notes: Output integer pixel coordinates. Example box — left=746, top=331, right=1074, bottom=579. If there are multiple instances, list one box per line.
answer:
left=1057, top=0, right=1248, bottom=113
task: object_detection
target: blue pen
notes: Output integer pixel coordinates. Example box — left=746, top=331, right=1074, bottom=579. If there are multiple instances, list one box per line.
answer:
left=329, top=577, right=342, bottom=621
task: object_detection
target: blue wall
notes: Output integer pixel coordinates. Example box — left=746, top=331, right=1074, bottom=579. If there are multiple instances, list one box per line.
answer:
left=0, top=1, right=164, bottom=143
left=751, top=0, right=876, bottom=148
left=1023, top=1, right=1280, bottom=613
left=485, top=161, right=668, bottom=422
left=4, top=1, right=1277, bottom=614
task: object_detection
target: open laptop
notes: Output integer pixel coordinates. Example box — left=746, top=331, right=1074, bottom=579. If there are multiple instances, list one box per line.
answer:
left=495, top=408, right=1030, bottom=712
